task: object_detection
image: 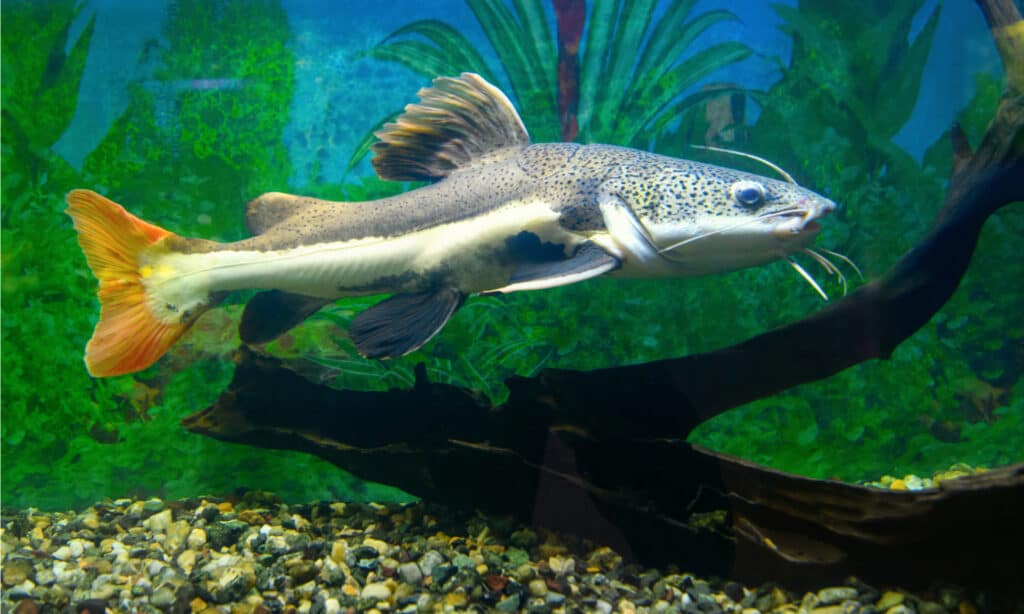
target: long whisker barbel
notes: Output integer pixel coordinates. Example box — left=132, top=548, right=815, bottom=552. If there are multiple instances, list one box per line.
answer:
left=786, top=257, right=829, bottom=301
left=819, top=247, right=864, bottom=280
left=689, top=144, right=799, bottom=186
left=804, top=248, right=847, bottom=295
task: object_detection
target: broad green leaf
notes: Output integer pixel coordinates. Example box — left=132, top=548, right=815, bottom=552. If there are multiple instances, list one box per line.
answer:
left=379, top=19, right=496, bottom=81
left=577, top=0, right=617, bottom=137
left=369, top=39, right=470, bottom=80
left=467, top=0, right=539, bottom=103
left=873, top=3, right=942, bottom=138
left=631, top=10, right=743, bottom=117
left=512, top=0, right=556, bottom=99
left=635, top=0, right=698, bottom=80
left=601, top=0, right=657, bottom=140
left=344, top=109, right=402, bottom=177
left=628, top=42, right=752, bottom=143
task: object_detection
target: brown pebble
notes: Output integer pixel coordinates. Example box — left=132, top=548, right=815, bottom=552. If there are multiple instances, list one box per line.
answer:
left=238, top=510, right=264, bottom=525
left=485, top=574, right=509, bottom=592
left=546, top=577, right=568, bottom=593
left=959, top=601, right=978, bottom=614
left=13, top=600, right=39, bottom=614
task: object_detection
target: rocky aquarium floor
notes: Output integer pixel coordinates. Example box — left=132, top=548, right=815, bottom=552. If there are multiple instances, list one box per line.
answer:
left=1, top=495, right=986, bottom=613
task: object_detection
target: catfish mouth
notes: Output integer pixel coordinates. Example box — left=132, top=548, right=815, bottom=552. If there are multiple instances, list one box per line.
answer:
left=771, top=199, right=834, bottom=239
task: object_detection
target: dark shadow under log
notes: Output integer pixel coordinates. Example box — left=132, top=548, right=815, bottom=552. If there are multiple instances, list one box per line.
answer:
left=185, top=0, right=1024, bottom=603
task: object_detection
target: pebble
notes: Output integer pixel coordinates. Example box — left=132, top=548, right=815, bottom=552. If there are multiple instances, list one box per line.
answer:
left=361, top=581, right=391, bottom=601
left=143, top=509, right=173, bottom=533
left=528, top=578, right=548, bottom=597
left=0, top=496, right=979, bottom=614
left=150, top=584, right=176, bottom=608
left=323, top=540, right=343, bottom=565
left=397, top=562, right=423, bottom=585
left=187, top=527, right=207, bottom=549
left=2, top=558, right=33, bottom=585
left=876, top=590, right=905, bottom=610
left=496, top=593, right=521, bottom=611
left=818, top=586, right=859, bottom=604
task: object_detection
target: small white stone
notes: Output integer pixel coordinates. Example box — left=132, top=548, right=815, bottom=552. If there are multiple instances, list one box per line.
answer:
left=177, top=549, right=198, bottom=574
left=362, top=537, right=389, bottom=554
left=266, top=535, right=289, bottom=554
left=81, top=512, right=100, bottom=530
left=68, top=538, right=89, bottom=558
left=52, top=545, right=72, bottom=561
left=548, top=555, right=575, bottom=576
left=361, top=581, right=392, bottom=601
left=323, top=597, right=342, bottom=614
left=143, top=509, right=173, bottom=533
left=35, top=568, right=56, bottom=586
left=187, top=527, right=207, bottom=549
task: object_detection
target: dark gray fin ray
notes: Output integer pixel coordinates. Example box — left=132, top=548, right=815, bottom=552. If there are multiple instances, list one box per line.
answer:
left=245, top=192, right=346, bottom=235
left=350, top=288, right=465, bottom=359
left=484, top=242, right=621, bottom=294
left=240, top=290, right=333, bottom=344
left=371, top=73, right=531, bottom=182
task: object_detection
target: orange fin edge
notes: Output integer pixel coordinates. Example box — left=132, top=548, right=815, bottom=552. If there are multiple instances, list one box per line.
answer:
left=65, top=189, right=189, bottom=377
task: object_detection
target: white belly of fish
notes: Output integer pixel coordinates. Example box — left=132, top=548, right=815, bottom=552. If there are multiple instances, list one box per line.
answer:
left=146, top=201, right=577, bottom=305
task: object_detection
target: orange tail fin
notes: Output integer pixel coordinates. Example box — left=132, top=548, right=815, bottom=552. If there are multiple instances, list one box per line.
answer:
left=66, top=190, right=191, bottom=377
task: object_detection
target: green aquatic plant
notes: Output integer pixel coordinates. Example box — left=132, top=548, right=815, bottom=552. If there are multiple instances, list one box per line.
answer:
left=267, top=294, right=554, bottom=404
left=84, top=0, right=295, bottom=239
left=1, top=0, right=113, bottom=502
left=1, top=0, right=403, bottom=511
left=359, top=0, right=749, bottom=150
left=1, top=0, right=95, bottom=158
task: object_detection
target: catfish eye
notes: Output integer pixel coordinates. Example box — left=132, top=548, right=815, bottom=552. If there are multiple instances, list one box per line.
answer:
left=731, top=181, right=765, bottom=208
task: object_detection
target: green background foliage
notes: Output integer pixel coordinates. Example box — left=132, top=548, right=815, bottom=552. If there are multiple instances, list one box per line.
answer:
left=1, top=0, right=1020, bottom=511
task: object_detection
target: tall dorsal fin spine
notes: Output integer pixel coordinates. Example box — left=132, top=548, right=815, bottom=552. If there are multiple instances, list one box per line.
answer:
left=371, top=73, right=531, bottom=182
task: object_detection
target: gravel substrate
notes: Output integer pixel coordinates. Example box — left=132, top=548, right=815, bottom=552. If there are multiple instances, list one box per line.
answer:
left=1, top=494, right=984, bottom=613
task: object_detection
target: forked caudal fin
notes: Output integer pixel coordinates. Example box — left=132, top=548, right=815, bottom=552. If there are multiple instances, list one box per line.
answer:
left=65, top=190, right=199, bottom=377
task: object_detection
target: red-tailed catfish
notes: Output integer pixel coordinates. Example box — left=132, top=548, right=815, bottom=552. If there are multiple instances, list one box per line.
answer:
left=66, top=73, right=845, bottom=377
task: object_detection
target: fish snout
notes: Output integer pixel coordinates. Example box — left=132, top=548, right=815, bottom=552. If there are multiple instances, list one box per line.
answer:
left=773, top=197, right=833, bottom=238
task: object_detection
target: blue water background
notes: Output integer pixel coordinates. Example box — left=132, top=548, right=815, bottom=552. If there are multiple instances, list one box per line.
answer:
left=56, top=0, right=999, bottom=185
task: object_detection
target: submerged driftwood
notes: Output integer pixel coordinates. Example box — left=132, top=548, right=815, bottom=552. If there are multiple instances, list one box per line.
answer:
left=184, top=0, right=1024, bottom=599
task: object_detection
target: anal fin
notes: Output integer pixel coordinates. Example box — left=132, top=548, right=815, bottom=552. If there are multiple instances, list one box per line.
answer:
left=240, top=290, right=333, bottom=344
left=350, top=288, right=465, bottom=359
left=486, top=241, right=621, bottom=294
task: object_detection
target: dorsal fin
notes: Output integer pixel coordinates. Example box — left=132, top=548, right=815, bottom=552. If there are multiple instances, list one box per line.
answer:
left=371, top=73, right=531, bottom=182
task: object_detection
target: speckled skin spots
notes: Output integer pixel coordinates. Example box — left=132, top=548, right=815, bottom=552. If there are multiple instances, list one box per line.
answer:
left=204, top=142, right=822, bottom=258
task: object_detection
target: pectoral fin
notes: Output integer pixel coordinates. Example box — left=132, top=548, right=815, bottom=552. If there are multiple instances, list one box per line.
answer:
left=485, top=241, right=621, bottom=294
left=240, top=290, right=332, bottom=344
left=350, top=288, right=465, bottom=359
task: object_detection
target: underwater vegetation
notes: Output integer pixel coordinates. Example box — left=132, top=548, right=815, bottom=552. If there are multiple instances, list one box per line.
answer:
left=357, top=0, right=750, bottom=153
left=1, top=0, right=1021, bottom=512
left=1, top=0, right=406, bottom=510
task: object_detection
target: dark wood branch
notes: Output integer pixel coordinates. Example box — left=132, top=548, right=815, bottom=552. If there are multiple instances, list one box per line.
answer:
left=183, top=347, right=1024, bottom=600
